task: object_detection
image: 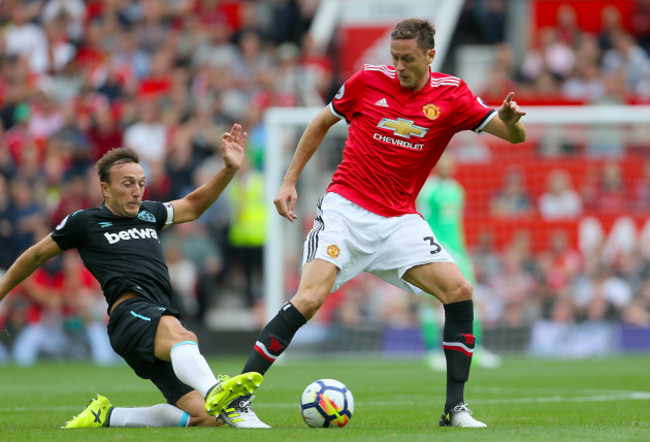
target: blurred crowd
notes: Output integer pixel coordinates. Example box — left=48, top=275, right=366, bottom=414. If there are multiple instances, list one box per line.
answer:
left=471, top=1, right=650, bottom=105
left=0, top=0, right=649, bottom=364
left=487, top=159, right=650, bottom=219
left=0, top=0, right=325, bottom=364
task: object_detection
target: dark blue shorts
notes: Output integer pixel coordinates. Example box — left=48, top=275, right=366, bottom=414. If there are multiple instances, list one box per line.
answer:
left=107, top=298, right=193, bottom=404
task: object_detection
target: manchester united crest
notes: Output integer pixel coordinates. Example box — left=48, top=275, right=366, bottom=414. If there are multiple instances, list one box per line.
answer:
left=423, top=103, right=440, bottom=120
left=326, top=245, right=341, bottom=258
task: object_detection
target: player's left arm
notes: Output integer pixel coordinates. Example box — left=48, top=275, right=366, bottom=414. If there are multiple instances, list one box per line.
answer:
left=483, top=92, right=526, bottom=144
left=169, top=123, right=247, bottom=224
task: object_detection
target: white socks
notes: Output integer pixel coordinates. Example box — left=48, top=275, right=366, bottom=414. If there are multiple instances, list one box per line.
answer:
left=106, top=341, right=218, bottom=427
left=109, top=404, right=189, bottom=427
left=169, top=341, right=218, bottom=397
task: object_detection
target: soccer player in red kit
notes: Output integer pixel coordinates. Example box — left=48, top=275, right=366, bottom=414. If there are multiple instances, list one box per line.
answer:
left=227, top=18, right=526, bottom=429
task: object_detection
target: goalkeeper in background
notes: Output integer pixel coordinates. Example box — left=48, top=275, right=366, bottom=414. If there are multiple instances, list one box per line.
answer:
left=417, top=153, right=501, bottom=370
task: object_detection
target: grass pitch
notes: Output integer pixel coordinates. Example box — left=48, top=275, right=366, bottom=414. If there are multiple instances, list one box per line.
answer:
left=1, top=354, right=648, bottom=441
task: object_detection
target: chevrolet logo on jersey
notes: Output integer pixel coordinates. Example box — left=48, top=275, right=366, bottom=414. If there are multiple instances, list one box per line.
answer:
left=377, top=118, right=428, bottom=138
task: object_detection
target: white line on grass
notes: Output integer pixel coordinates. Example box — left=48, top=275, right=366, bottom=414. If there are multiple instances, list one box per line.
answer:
left=471, top=386, right=647, bottom=395
left=475, top=391, right=650, bottom=404
left=2, top=391, right=649, bottom=413
left=287, top=390, right=650, bottom=408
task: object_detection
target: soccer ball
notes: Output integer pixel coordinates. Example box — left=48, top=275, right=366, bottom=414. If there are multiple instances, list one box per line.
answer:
left=300, top=379, right=354, bottom=428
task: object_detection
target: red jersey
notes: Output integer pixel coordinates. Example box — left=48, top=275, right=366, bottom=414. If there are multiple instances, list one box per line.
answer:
left=328, top=64, right=495, bottom=217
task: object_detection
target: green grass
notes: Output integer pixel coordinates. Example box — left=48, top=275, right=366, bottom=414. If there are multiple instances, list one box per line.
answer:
left=1, top=354, right=649, bottom=441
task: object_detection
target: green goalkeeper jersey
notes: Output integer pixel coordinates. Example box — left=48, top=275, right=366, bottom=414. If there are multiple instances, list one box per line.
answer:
left=417, top=176, right=475, bottom=282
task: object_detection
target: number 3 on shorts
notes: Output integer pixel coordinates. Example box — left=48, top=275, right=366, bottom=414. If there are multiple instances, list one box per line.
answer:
left=423, top=236, right=442, bottom=254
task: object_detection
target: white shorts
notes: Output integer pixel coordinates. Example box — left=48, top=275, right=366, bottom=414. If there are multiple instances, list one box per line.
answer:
left=302, top=192, right=456, bottom=294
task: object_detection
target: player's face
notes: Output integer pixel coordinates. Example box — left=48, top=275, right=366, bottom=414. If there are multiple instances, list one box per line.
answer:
left=390, top=38, right=434, bottom=91
left=102, top=162, right=146, bottom=218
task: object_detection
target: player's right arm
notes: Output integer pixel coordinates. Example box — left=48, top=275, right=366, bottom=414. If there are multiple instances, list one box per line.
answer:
left=0, top=234, right=63, bottom=303
left=274, top=106, right=340, bottom=221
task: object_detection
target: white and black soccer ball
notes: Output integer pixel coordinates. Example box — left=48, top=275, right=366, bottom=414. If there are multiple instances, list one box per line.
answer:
left=300, top=379, right=354, bottom=428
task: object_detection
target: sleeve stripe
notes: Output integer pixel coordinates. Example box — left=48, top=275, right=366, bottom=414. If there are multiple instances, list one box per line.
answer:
left=473, top=109, right=496, bottom=133
left=329, top=102, right=348, bottom=123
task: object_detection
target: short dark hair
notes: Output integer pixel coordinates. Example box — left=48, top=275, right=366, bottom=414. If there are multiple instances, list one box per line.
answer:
left=391, top=18, right=436, bottom=52
left=96, top=147, right=140, bottom=183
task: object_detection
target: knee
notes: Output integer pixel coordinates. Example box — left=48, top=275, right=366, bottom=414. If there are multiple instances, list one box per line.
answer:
left=167, top=328, right=198, bottom=350
left=177, top=330, right=198, bottom=344
left=156, top=317, right=200, bottom=360
left=291, top=293, right=324, bottom=320
left=161, top=316, right=197, bottom=343
left=444, top=279, right=473, bottom=304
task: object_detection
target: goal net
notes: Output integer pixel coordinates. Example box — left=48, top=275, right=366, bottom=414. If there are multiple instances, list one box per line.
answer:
left=263, top=105, right=650, bottom=357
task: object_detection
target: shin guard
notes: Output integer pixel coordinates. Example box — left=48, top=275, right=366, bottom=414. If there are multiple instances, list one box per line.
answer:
left=442, top=300, right=475, bottom=410
left=242, top=302, right=306, bottom=375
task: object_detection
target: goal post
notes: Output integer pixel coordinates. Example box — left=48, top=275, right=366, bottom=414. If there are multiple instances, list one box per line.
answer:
left=263, top=107, right=347, bottom=321
left=263, top=105, right=650, bottom=355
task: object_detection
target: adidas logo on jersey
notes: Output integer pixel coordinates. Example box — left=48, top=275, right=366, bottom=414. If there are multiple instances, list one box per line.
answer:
left=374, top=98, right=389, bottom=107
left=104, top=227, right=159, bottom=244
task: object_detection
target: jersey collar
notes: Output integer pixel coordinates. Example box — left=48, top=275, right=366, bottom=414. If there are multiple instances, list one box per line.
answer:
left=396, top=66, right=434, bottom=95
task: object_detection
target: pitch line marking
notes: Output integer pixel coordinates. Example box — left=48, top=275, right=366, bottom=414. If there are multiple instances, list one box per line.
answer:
left=475, top=392, right=650, bottom=404
left=2, top=391, right=649, bottom=413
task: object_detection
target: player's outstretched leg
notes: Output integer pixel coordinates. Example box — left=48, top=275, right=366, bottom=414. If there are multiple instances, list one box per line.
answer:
left=220, top=394, right=271, bottom=429
left=204, top=372, right=263, bottom=416
left=64, top=395, right=197, bottom=428
left=241, top=301, right=307, bottom=375
left=217, top=301, right=306, bottom=429
left=63, top=394, right=113, bottom=428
